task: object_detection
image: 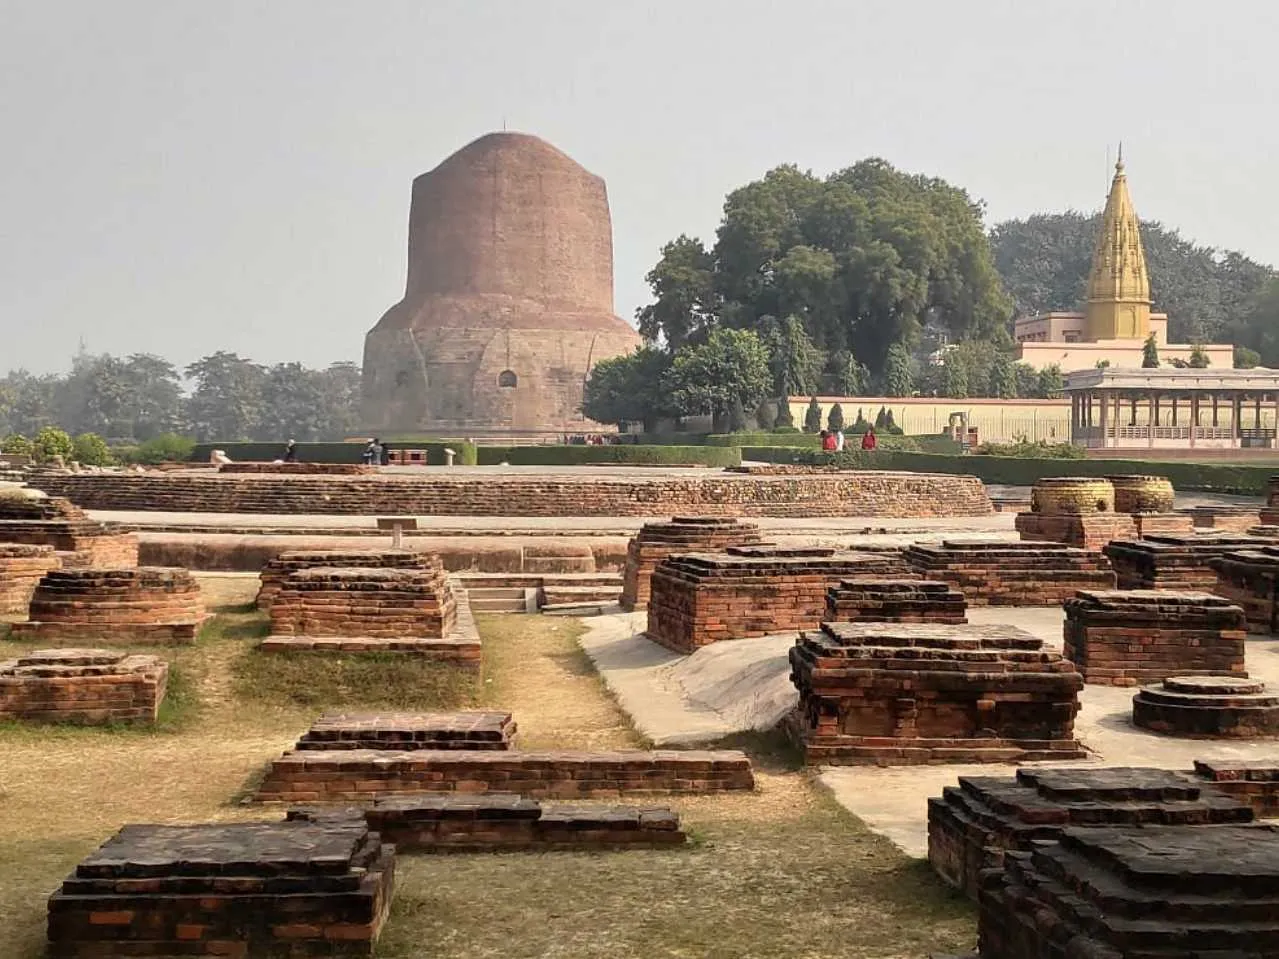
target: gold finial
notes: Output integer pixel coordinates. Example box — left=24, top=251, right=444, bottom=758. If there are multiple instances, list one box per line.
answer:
left=1116, top=141, right=1124, bottom=173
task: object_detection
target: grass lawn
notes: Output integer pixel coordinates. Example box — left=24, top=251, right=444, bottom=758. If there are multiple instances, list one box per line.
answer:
left=0, top=575, right=975, bottom=958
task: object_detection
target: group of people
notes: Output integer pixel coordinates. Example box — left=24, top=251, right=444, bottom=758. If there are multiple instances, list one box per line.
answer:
left=819, top=426, right=876, bottom=452
left=360, top=438, right=392, bottom=465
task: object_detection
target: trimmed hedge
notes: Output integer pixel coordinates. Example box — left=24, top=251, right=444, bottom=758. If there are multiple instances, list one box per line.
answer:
left=647, top=431, right=962, bottom=454
left=191, top=441, right=478, bottom=467
left=476, top=445, right=742, bottom=467
left=741, top=448, right=1276, bottom=495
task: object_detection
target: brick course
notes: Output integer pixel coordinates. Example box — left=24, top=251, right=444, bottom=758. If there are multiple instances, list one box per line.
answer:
left=31, top=470, right=994, bottom=518
left=10, top=567, right=206, bottom=645
left=823, top=578, right=967, bottom=624
left=645, top=546, right=909, bottom=653
left=220, top=462, right=376, bottom=475
left=1133, top=675, right=1279, bottom=738
left=1194, top=760, right=1279, bottom=817
left=1013, top=510, right=1137, bottom=550
left=903, top=540, right=1115, bottom=605
left=1211, top=546, right=1279, bottom=633
left=0, top=648, right=168, bottom=724
left=1183, top=505, right=1264, bottom=531
left=927, top=767, right=1252, bottom=901
left=47, top=820, right=395, bottom=957
left=1104, top=532, right=1275, bottom=590
left=294, top=710, right=515, bottom=751
left=267, top=565, right=456, bottom=639
left=257, top=549, right=437, bottom=610
left=252, top=748, right=755, bottom=802
left=787, top=622, right=1084, bottom=765
left=0, top=493, right=138, bottom=567
left=0, top=543, right=60, bottom=615
left=620, top=517, right=764, bottom=610
left=1062, top=589, right=1248, bottom=686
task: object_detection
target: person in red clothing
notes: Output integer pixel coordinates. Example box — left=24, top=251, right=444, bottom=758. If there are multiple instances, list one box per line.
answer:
left=820, top=430, right=837, bottom=452
left=860, top=426, right=877, bottom=451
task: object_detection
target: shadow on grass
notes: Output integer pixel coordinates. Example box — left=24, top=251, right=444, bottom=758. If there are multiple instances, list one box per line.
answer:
left=199, top=612, right=269, bottom=643
left=705, top=727, right=804, bottom=773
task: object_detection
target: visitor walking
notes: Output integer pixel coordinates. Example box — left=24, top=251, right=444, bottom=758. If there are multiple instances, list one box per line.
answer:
left=361, top=439, right=377, bottom=465
left=820, top=430, right=837, bottom=452
left=835, top=429, right=846, bottom=452
left=380, top=441, right=392, bottom=466
left=861, top=426, right=877, bottom=451
left=282, top=439, right=297, bottom=463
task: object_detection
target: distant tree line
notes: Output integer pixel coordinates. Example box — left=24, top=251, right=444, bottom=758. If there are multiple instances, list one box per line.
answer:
left=0, top=350, right=362, bottom=446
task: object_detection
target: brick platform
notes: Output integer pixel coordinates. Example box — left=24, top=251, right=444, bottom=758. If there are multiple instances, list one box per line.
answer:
left=1211, top=546, right=1279, bottom=633
left=1131, top=512, right=1198, bottom=537
left=260, top=584, right=480, bottom=668
left=1028, top=476, right=1115, bottom=514
left=253, top=748, right=755, bottom=802
left=786, top=622, right=1084, bottom=765
left=289, top=796, right=687, bottom=851
left=1133, top=675, right=1279, bottom=738
left=0, top=543, right=59, bottom=615
left=903, top=540, right=1115, bottom=605
left=927, top=766, right=1252, bottom=900
left=620, top=516, right=764, bottom=611
left=10, top=567, right=207, bottom=645
left=0, top=492, right=137, bottom=567
left=1194, top=760, right=1279, bottom=817
left=977, top=825, right=1279, bottom=959
left=1107, top=473, right=1175, bottom=513
left=1182, top=504, right=1263, bottom=531
left=257, top=548, right=435, bottom=610
left=267, top=564, right=456, bottom=639
left=1259, top=473, right=1279, bottom=524
left=1104, top=532, right=1272, bottom=590
left=0, top=648, right=168, bottom=724
left=295, top=710, right=515, bottom=751
left=1062, top=589, right=1247, bottom=686
left=31, top=469, right=995, bottom=518
left=220, top=462, right=377, bottom=475
left=645, top=546, right=910, bottom=653
left=1013, top=511, right=1136, bottom=550
left=47, top=820, right=395, bottom=957
left=823, top=578, right=967, bottom=624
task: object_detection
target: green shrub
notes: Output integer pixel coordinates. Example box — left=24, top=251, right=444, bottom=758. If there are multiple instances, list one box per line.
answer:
left=1, top=434, right=34, bottom=457
left=71, top=433, right=114, bottom=466
left=827, top=403, right=845, bottom=432
left=33, top=426, right=74, bottom=463
left=476, top=445, right=741, bottom=467
left=803, top=397, right=822, bottom=433
left=134, top=434, right=197, bottom=465
left=772, top=425, right=801, bottom=434
left=974, top=439, right=1085, bottom=459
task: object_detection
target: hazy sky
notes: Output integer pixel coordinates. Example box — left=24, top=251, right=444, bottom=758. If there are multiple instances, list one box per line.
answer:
left=3, top=0, right=1277, bottom=375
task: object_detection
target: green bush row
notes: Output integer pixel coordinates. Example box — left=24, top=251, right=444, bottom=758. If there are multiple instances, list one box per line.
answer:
left=476, top=445, right=742, bottom=467
left=647, top=431, right=962, bottom=454
left=741, top=448, right=1277, bottom=495
left=189, top=441, right=478, bottom=466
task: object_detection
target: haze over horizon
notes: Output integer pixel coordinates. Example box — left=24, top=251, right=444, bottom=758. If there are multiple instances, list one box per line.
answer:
left=3, top=0, right=1276, bottom=375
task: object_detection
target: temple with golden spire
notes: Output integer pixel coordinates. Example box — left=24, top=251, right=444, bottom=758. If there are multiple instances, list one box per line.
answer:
left=1015, top=150, right=1233, bottom=371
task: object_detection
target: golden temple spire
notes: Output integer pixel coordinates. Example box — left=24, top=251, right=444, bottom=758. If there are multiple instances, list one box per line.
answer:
left=1085, top=146, right=1151, bottom=341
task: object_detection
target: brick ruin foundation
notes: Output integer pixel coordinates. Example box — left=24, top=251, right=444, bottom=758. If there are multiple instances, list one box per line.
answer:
left=47, top=820, right=395, bottom=957
left=976, top=824, right=1279, bottom=959
left=1194, top=760, right=1279, bottom=817
left=1259, top=474, right=1279, bottom=525
left=0, top=648, right=167, bottom=724
left=1014, top=475, right=1192, bottom=549
left=10, top=567, right=207, bottom=645
left=1211, top=545, right=1279, bottom=633
left=0, top=543, right=59, bottom=614
left=902, top=540, right=1115, bottom=605
left=927, top=766, right=1253, bottom=901
left=1183, top=504, right=1264, bottom=531
left=1013, top=510, right=1137, bottom=550
left=823, top=578, right=967, bottom=624
left=1133, top=675, right=1279, bottom=738
left=253, top=747, right=755, bottom=802
left=257, top=548, right=435, bottom=610
left=0, top=492, right=137, bottom=567
left=31, top=469, right=994, bottom=518
left=645, top=546, right=909, bottom=653
left=294, top=710, right=516, bottom=751
left=289, top=797, right=687, bottom=852
left=1103, top=532, right=1273, bottom=590
left=620, top=516, right=763, bottom=611
left=787, top=622, right=1085, bottom=765
left=220, top=462, right=377, bottom=475
left=1062, top=589, right=1247, bottom=686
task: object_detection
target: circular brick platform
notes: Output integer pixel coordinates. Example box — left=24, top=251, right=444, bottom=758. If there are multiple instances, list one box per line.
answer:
left=1030, top=477, right=1115, bottom=514
left=1107, top=474, right=1175, bottom=513
left=1132, top=675, right=1279, bottom=738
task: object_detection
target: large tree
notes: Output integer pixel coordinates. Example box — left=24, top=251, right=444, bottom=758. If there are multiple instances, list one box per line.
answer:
left=580, top=347, right=673, bottom=430
left=663, top=328, right=772, bottom=427
left=639, top=159, right=1012, bottom=381
left=185, top=351, right=266, bottom=441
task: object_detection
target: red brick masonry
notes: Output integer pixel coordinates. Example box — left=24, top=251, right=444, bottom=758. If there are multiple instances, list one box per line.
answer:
left=0, top=648, right=167, bottom=724
left=646, top=546, right=909, bottom=653
left=0, top=493, right=137, bottom=568
left=903, top=540, right=1115, bottom=605
left=47, top=820, right=395, bottom=958
left=1103, top=532, right=1276, bottom=591
left=1133, top=675, right=1279, bottom=738
left=824, top=578, right=967, bottom=624
left=220, top=462, right=376, bottom=475
left=10, top=567, right=207, bottom=645
left=1194, top=760, right=1279, bottom=817
left=0, top=543, right=60, bottom=615
left=288, top=796, right=687, bottom=852
left=1062, top=589, right=1247, bottom=686
left=294, top=710, right=515, bottom=751
left=31, top=469, right=994, bottom=518
left=927, top=767, right=1252, bottom=901
left=620, top=516, right=764, bottom=611
left=267, top=564, right=456, bottom=639
left=787, top=622, right=1084, bottom=765
left=1211, top=545, right=1279, bottom=633
left=252, top=748, right=755, bottom=802
left=257, top=548, right=436, bottom=610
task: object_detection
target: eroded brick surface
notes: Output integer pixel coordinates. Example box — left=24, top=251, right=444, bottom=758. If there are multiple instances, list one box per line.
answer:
left=295, top=710, right=516, bottom=751
left=0, top=648, right=167, bottom=724
left=0, top=494, right=138, bottom=568
left=1194, top=760, right=1279, bottom=817
left=904, top=540, right=1114, bottom=605
left=0, top=543, right=60, bottom=614
left=619, top=517, right=764, bottom=611
left=824, top=578, right=967, bottom=624
left=1211, top=545, right=1279, bottom=633
left=257, top=549, right=435, bottom=610
left=1104, top=533, right=1274, bottom=591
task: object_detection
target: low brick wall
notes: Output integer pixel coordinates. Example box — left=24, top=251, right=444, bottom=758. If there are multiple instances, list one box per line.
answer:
left=1183, top=506, right=1264, bottom=531
left=294, top=710, right=515, bottom=751
left=823, top=578, right=966, bottom=624
left=646, top=547, right=909, bottom=653
left=253, top=748, right=755, bottom=802
left=620, top=517, right=765, bottom=610
left=1104, top=533, right=1275, bottom=591
left=1014, top=511, right=1137, bottom=551
left=904, top=540, right=1115, bottom=605
left=10, top=567, right=207, bottom=645
left=1133, top=676, right=1279, bottom=738
left=1062, top=590, right=1248, bottom=686
left=47, top=820, right=395, bottom=957
left=31, top=469, right=994, bottom=518
left=268, top=564, right=456, bottom=639
left=1194, top=760, right=1279, bottom=817
left=928, top=767, right=1251, bottom=901
left=289, top=798, right=686, bottom=852
left=220, top=462, right=376, bottom=475
left=0, top=494, right=138, bottom=567
left=0, top=544, right=60, bottom=615
left=1211, top=547, right=1279, bottom=633
left=257, top=549, right=436, bottom=610
left=0, top=648, right=168, bottom=724
left=788, top=622, right=1084, bottom=765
